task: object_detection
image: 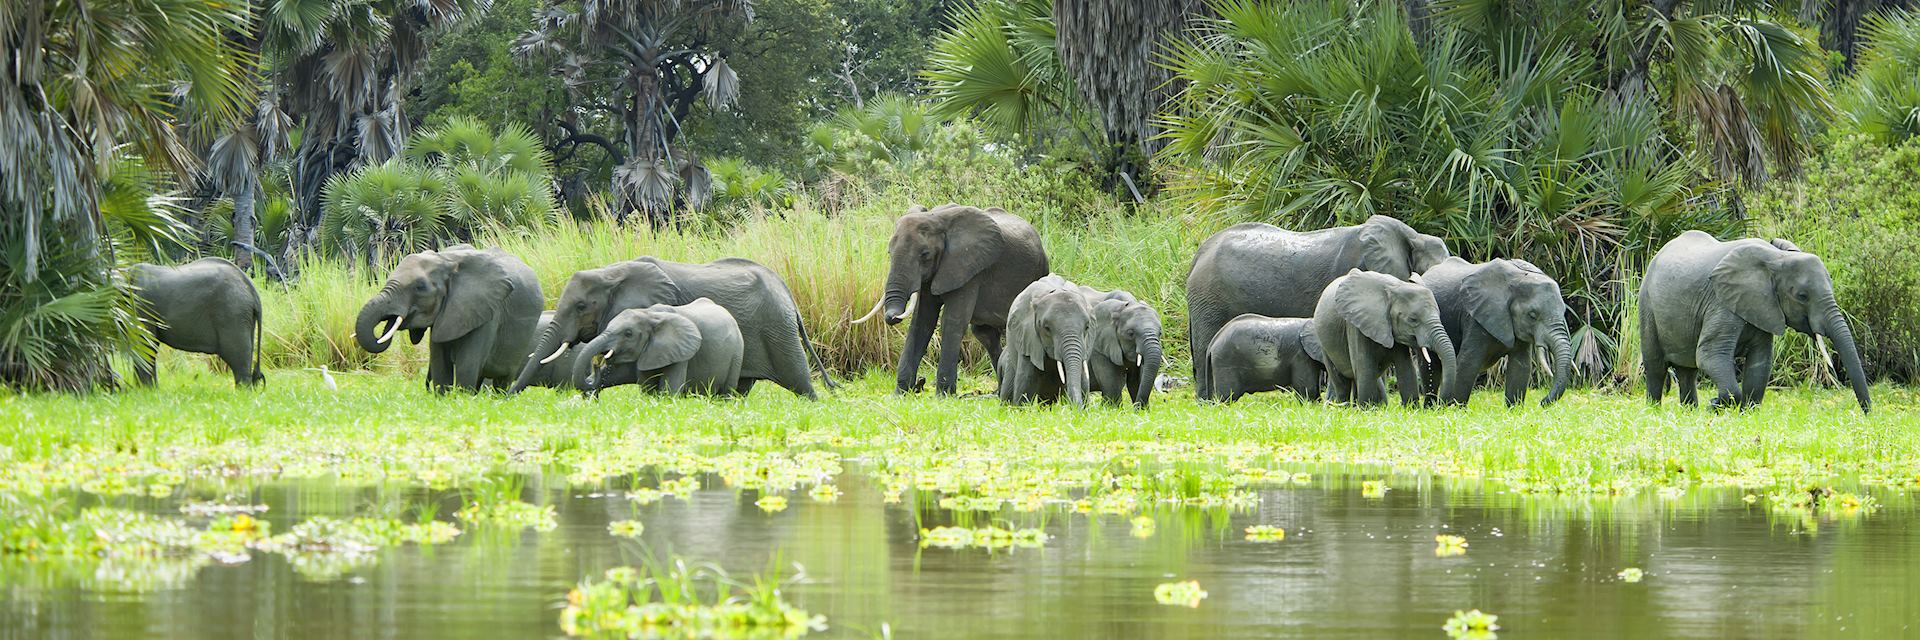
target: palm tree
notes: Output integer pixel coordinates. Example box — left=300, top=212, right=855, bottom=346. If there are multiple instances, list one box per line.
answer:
left=514, top=0, right=754, bottom=222
left=1051, top=0, right=1202, bottom=196
left=2, top=0, right=250, bottom=389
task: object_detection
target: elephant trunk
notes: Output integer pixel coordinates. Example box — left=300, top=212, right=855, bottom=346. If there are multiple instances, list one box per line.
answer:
left=571, top=333, right=617, bottom=391
left=1541, top=322, right=1574, bottom=407
left=510, top=320, right=565, bottom=394
left=1133, top=333, right=1163, bottom=409
left=880, top=260, right=921, bottom=326
left=354, top=288, right=401, bottom=354
left=1057, top=333, right=1088, bottom=408
left=1422, top=319, right=1458, bottom=404
left=1818, top=301, right=1871, bottom=414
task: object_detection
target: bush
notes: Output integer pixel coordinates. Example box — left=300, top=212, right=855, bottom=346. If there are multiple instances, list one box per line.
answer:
left=1842, top=10, right=1920, bottom=145
left=1750, top=135, right=1920, bottom=383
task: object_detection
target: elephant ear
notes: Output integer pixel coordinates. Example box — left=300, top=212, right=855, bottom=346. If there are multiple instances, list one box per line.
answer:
left=434, top=254, right=516, bottom=342
left=1089, top=299, right=1127, bottom=366
left=1769, top=238, right=1802, bottom=252
left=635, top=311, right=703, bottom=371
left=1710, top=244, right=1787, bottom=335
left=1356, top=223, right=1412, bottom=279
left=1300, top=325, right=1327, bottom=365
left=1462, top=264, right=1517, bottom=348
left=1334, top=275, right=1396, bottom=348
left=931, top=207, right=1006, bottom=295
left=620, top=259, right=686, bottom=309
left=1007, top=286, right=1047, bottom=370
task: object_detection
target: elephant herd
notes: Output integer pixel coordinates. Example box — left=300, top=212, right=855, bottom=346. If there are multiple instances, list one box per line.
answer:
left=125, top=205, right=1871, bottom=414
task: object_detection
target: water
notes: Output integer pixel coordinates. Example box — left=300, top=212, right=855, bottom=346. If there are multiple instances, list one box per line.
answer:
left=3, top=471, right=1915, bottom=639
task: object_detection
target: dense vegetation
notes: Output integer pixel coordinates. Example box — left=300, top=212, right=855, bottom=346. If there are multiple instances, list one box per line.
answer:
left=8, top=0, right=1920, bottom=390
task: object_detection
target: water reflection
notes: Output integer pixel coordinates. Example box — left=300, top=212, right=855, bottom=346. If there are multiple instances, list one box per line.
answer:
left=2, top=469, right=1913, bottom=639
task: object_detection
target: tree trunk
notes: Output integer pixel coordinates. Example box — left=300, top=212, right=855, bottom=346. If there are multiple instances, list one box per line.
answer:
left=231, top=180, right=257, bottom=271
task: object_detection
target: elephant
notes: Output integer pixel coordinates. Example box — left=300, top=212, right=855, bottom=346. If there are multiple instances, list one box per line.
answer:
left=355, top=245, right=544, bottom=392
left=1312, top=269, right=1459, bottom=407
left=1186, top=215, right=1449, bottom=400
left=995, top=275, right=1094, bottom=407
left=129, top=258, right=263, bottom=387
left=1206, top=315, right=1326, bottom=403
left=852, top=204, right=1049, bottom=396
left=1084, top=291, right=1165, bottom=408
left=1639, top=231, right=1870, bottom=413
left=511, top=312, right=587, bottom=390
left=572, top=299, right=744, bottom=396
left=1419, top=258, right=1574, bottom=407
left=509, top=256, right=830, bottom=398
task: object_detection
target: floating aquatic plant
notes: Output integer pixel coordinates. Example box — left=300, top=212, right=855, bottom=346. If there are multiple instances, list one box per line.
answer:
left=917, top=526, right=1048, bottom=551
left=756, top=495, right=790, bottom=513
left=1362, top=480, right=1390, bottom=498
left=608, top=520, right=645, bottom=538
left=1244, top=525, right=1285, bottom=542
left=1130, top=516, right=1156, bottom=538
left=1153, top=580, right=1207, bottom=608
left=808, top=484, right=842, bottom=503
left=1618, top=567, right=1644, bottom=582
left=1442, top=609, right=1499, bottom=638
left=1435, top=535, right=1468, bottom=557
left=559, top=560, right=825, bottom=638
left=455, top=500, right=559, bottom=531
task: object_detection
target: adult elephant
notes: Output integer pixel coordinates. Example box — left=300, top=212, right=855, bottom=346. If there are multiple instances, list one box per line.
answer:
left=509, top=257, right=830, bottom=398
left=1420, top=258, right=1574, bottom=407
left=1186, top=215, right=1449, bottom=400
left=1640, top=231, right=1870, bottom=413
left=355, top=245, right=543, bottom=392
left=852, top=204, right=1049, bottom=396
left=130, top=258, right=263, bottom=387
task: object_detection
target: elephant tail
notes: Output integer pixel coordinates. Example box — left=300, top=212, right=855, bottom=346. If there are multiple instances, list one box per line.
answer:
left=250, top=294, right=265, bottom=385
left=797, top=313, right=837, bottom=390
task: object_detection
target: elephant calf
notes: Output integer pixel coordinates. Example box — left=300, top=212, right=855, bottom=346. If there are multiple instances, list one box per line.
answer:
left=1085, top=291, right=1165, bottom=409
left=1640, top=231, right=1869, bottom=413
left=1312, top=270, right=1458, bottom=407
left=1207, top=315, right=1325, bottom=404
left=573, top=298, right=744, bottom=396
left=996, top=275, right=1094, bottom=407
left=1419, top=258, right=1574, bottom=407
left=130, top=258, right=263, bottom=387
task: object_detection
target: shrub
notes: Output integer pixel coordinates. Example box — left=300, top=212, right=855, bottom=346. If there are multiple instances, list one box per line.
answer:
left=1842, top=10, right=1920, bottom=145
left=1750, top=134, right=1920, bottom=383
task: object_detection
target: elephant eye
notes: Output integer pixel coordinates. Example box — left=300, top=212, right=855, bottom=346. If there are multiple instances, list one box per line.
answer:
left=574, top=301, right=587, bottom=310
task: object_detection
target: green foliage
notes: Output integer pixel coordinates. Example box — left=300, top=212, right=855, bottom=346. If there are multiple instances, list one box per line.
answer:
left=1751, top=135, right=1920, bottom=383
left=319, top=119, right=558, bottom=264
left=706, top=158, right=794, bottom=211
left=802, top=96, right=953, bottom=177
left=923, top=0, right=1091, bottom=146
left=1842, top=10, right=1920, bottom=144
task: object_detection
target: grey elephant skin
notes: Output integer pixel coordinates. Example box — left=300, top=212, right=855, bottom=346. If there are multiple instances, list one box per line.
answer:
left=130, top=258, right=263, bottom=387
left=513, top=312, right=584, bottom=390
left=1639, top=231, right=1870, bottom=413
left=1312, top=270, right=1459, bottom=407
left=511, top=256, right=829, bottom=398
left=574, top=298, right=744, bottom=396
left=1207, top=315, right=1325, bottom=403
left=355, top=245, right=544, bottom=392
left=996, top=275, right=1094, bottom=406
left=1420, top=258, right=1574, bottom=407
left=1186, top=215, right=1448, bottom=400
left=1085, top=291, right=1165, bottom=408
left=854, top=204, right=1049, bottom=396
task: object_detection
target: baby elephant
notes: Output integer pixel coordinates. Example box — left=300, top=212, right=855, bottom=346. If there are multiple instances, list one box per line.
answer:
left=1313, top=269, right=1458, bottom=407
left=573, top=298, right=743, bottom=396
left=130, top=258, right=263, bottom=387
left=1207, top=315, right=1326, bottom=403
left=1085, top=291, right=1165, bottom=409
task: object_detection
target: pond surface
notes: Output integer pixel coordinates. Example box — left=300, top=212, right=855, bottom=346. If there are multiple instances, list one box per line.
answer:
left=2, top=467, right=1914, bottom=639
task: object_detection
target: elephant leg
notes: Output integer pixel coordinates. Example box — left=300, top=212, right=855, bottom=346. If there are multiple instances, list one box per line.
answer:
left=451, top=334, right=495, bottom=392
left=1740, top=334, right=1774, bottom=407
left=1188, top=306, right=1227, bottom=401
left=932, top=289, right=975, bottom=396
left=427, top=343, right=454, bottom=393
left=1502, top=347, right=1533, bottom=407
left=766, top=332, right=818, bottom=400
left=1327, top=371, right=1353, bottom=405
left=1088, top=358, right=1126, bottom=406
left=1293, top=365, right=1322, bottom=402
left=734, top=377, right=757, bottom=396
left=662, top=361, right=690, bottom=395
left=1695, top=311, right=1745, bottom=409
left=1347, top=327, right=1385, bottom=407
left=1442, top=334, right=1489, bottom=406
left=1640, top=306, right=1667, bottom=405
left=1392, top=348, right=1423, bottom=407
left=894, top=294, right=943, bottom=394
left=219, top=329, right=256, bottom=387
left=1675, top=368, right=1699, bottom=406
left=973, top=324, right=1003, bottom=379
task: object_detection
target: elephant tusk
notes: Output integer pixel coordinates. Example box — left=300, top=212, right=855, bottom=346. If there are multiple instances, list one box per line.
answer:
left=376, top=315, right=406, bottom=344
left=1083, top=361, right=1090, bottom=381
left=539, top=342, right=570, bottom=364
left=850, top=297, right=884, bottom=324
left=1056, top=362, right=1066, bottom=384
left=896, top=292, right=919, bottom=320
left=1816, top=335, right=1834, bottom=371
left=1420, top=347, right=1432, bottom=365
left=602, top=348, right=615, bottom=362
left=1537, top=347, right=1549, bottom=371
left=1136, top=354, right=1142, bottom=368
